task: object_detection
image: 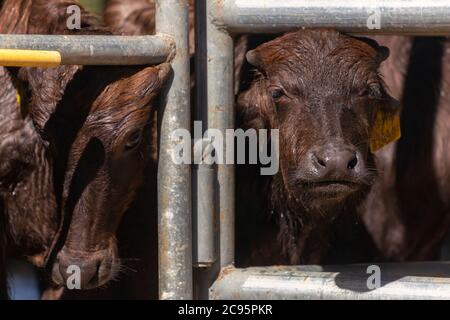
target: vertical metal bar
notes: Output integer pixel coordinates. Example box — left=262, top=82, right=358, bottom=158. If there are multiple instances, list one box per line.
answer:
left=193, top=0, right=234, bottom=299
left=193, top=0, right=215, bottom=268
left=207, top=0, right=235, bottom=268
left=193, top=0, right=217, bottom=299
left=192, top=161, right=216, bottom=267
left=195, top=0, right=208, bottom=125
left=156, top=0, right=192, bottom=300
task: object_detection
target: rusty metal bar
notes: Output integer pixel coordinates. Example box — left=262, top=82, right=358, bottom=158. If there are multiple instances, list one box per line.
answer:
left=210, top=263, right=450, bottom=300
left=0, top=35, right=172, bottom=65
left=156, top=0, right=192, bottom=300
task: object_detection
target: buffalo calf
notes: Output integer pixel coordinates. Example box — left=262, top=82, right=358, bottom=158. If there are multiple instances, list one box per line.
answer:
left=236, top=29, right=400, bottom=265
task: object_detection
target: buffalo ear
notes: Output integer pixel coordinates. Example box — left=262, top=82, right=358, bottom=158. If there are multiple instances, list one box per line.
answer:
left=154, top=62, right=171, bottom=89
left=246, top=44, right=277, bottom=76
left=245, top=47, right=267, bottom=74
left=351, top=35, right=390, bottom=63
left=19, top=65, right=83, bottom=138
left=246, top=48, right=264, bottom=70
left=122, top=62, right=171, bottom=106
left=134, top=62, right=171, bottom=95
left=375, top=45, right=390, bottom=63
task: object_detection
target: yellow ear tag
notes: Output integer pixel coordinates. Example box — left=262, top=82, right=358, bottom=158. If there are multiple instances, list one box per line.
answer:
left=16, top=90, right=21, bottom=112
left=369, top=111, right=401, bottom=153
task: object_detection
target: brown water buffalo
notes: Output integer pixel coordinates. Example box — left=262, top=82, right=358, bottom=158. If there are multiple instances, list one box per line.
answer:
left=235, top=29, right=400, bottom=266
left=0, top=0, right=169, bottom=297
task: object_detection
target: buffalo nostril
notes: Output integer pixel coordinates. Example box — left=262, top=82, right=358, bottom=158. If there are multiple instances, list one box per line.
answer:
left=57, top=260, right=101, bottom=289
left=317, top=157, right=326, bottom=167
left=309, top=145, right=362, bottom=179
left=87, top=262, right=101, bottom=286
left=314, top=153, right=326, bottom=167
left=347, top=155, right=358, bottom=170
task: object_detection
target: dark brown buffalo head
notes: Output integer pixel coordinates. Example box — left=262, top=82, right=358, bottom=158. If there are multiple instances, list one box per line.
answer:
left=238, top=29, right=400, bottom=219
left=25, top=62, right=170, bottom=289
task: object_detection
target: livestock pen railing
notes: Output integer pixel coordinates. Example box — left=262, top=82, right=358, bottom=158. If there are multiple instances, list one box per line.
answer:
left=2, top=0, right=450, bottom=300
left=193, top=0, right=450, bottom=300
left=0, top=0, right=193, bottom=300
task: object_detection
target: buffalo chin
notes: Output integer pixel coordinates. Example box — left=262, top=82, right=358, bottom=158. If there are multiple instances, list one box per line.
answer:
left=298, top=181, right=367, bottom=214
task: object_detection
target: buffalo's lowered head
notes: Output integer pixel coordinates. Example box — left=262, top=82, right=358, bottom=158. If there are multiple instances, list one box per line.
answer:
left=238, top=29, right=400, bottom=220
left=25, top=63, right=170, bottom=289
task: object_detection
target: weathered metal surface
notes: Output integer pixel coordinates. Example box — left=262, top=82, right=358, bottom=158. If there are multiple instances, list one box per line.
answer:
left=207, top=0, right=235, bottom=270
left=0, top=35, right=173, bottom=65
left=192, top=0, right=236, bottom=300
left=193, top=143, right=216, bottom=267
left=156, top=0, right=192, bottom=300
left=210, top=264, right=450, bottom=300
left=193, top=0, right=216, bottom=269
left=216, top=0, right=450, bottom=35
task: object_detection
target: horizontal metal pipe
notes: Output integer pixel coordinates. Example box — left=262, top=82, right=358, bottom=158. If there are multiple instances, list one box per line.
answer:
left=210, top=263, right=450, bottom=300
left=218, top=0, right=450, bottom=35
left=0, top=35, right=173, bottom=65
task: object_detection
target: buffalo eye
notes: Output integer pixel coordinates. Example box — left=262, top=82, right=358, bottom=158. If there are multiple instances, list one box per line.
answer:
left=359, top=83, right=382, bottom=99
left=270, top=87, right=285, bottom=100
left=125, top=129, right=143, bottom=150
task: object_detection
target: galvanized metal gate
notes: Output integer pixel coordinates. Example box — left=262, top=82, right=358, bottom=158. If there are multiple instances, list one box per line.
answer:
left=192, top=0, right=450, bottom=301
left=3, top=0, right=450, bottom=300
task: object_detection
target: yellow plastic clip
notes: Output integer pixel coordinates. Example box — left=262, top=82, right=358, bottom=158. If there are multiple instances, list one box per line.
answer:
left=0, top=49, right=61, bottom=67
